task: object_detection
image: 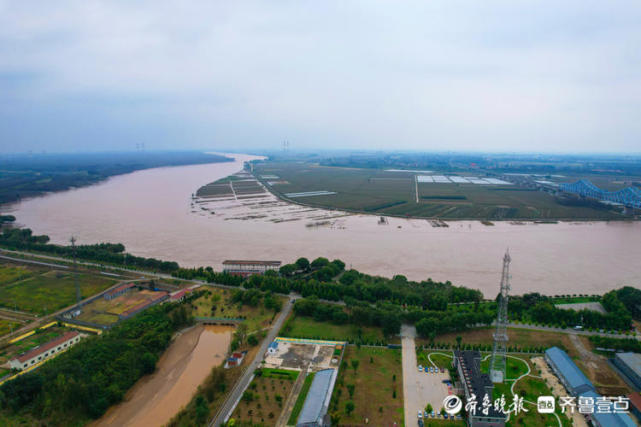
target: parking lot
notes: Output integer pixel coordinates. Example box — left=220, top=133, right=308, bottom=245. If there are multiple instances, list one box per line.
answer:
left=402, top=325, right=452, bottom=425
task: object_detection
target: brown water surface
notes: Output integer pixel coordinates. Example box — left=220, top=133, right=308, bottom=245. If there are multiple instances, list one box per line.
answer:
left=93, top=324, right=232, bottom=427
left=7, top=153, right=641, bottom=297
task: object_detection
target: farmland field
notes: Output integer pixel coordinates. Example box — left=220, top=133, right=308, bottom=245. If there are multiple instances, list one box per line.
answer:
left=0, top=265, right=116, bottom=315
left=230, top=369, right=296, bottom=426
left=0, top=319, right=21, bottom=337
left=75, top=288, right=163, bottom=326
left=329, top=346, right=403, bottom=426
left=253, top=162, right=624, bottom=220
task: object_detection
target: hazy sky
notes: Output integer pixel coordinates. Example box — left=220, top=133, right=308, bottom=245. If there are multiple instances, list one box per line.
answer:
left=1, top=1, right=640, bottom=154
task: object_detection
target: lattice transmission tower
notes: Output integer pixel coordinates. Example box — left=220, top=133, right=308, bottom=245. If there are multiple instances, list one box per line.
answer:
left=71, top=236, right=81, bottom=305
left=490, top=250, right=511, bottom=383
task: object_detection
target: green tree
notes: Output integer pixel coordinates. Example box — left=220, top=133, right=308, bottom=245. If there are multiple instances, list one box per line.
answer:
left=456, top=336, right=462, bottom=349
left=295, top=257, right=310, bottom=271
left=195, top=395, right=209, bottom=424
left=235, top=323, right=248, bottom=344
left=347, top=383, right=355, bottom=398
left=351, top=359, right=359, bottom=372
left=345, top=400, right=355, bottom=415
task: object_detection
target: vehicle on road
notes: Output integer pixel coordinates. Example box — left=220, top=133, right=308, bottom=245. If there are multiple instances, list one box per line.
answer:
left=418, top=364, right=423, bottom=372
left=418, top=410, right=423, bottom=418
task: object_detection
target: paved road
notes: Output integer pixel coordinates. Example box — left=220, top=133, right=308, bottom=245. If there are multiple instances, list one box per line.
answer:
left=402, top=330, right=454, bottom=426
left=209, top=298, right=294, bottom=427
left=0, top=253, right=70, bottom=269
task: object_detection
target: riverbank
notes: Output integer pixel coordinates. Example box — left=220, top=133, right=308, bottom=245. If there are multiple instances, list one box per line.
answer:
left=5, top=152, right=640, bottom=298
left=93, top=324, right=233, bottom=427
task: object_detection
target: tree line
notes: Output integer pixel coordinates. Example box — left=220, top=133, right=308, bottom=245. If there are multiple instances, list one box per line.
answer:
left=0, top=303, right=193, bottom=424
left=173, top=256, right=483, bottom=309
left=507, top=291, right=633, bottom=331
left=0, top=228, right=180, bottom=273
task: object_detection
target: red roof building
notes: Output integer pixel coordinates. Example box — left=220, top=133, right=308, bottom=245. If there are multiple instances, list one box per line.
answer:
left=10, top=331, right=82, bottom=370
left=104, top=282, right=135, bottom=300
left=169, top=288, right=192, bottom=301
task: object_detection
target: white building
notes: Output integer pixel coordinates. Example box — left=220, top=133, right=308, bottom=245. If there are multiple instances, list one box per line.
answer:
left=9, top=331, right=84, bottom=370
left=222, top=260, right=281, bottom=277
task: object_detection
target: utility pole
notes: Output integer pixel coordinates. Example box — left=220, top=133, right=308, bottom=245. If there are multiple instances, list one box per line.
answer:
left=71, top=236, right=81, bottom=305
left=490, top=250, right=511, bottom=383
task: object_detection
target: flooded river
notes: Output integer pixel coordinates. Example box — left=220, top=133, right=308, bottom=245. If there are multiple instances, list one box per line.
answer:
left=6, top=153, right=641, bottom=297
left=94, top=324, right=233, bottom=427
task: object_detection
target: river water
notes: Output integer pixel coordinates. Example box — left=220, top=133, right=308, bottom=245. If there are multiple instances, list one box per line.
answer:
left=6, top=153, right=641, bottom=297
left=94, top=324, right=233, bottom=427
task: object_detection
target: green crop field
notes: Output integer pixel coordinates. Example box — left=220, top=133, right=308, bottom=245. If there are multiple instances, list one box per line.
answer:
left=253, top=162, right=625, bottom=220
left=0, top=265, right=36, bottom=285
left=0, top=268, right=116, bottom=315
left=0, top=319, right=21, bottom=337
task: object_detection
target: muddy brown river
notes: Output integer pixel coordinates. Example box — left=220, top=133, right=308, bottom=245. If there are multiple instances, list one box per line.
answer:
left=93, top=324, right=232, bottom=427
left=6, top=152, right=641, bottom=297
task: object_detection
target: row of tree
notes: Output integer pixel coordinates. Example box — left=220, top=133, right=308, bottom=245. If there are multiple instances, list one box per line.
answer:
left=0, top=228, right=180, bottom=273
left=508, top=292, right=633, bottom=331
left=173, top=257, right=483, bottom=309
left=0, top=303, right=193, bottom=424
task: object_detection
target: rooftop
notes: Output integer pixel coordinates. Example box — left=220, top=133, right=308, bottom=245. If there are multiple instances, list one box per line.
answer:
left=15, top=331, right=80, bottom=363
left=628, top=393, right=641, bottom=411
left=297, top=369, right=337, bottom=426
left=455, top=350, right=505, bottom=419
left=616, top=353, right=641, bottom=376
left=105, top=282, right=135, bottom=296
left=580, top=390, right=636, bottom=427
left=222, top=260, right=281, bottom=266
left=545, top=347, right=594, bottom=394
left=169, top=288, right=191, bottom=300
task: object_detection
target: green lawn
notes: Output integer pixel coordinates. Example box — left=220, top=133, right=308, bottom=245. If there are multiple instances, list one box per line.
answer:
left=417, top=351, right=453, bottom=369
left=288, top=372, right=315, bottom=425
left=258, top=368, right=299, bottom=381
left=0, top=270, right=116, bottom=315
left=510, top=376, right=573, bottom=427
left=475, top=356, right=574, bottom=427
left=480, top=355, right=530, bottom=381
left=279, top=316, right=386, bottom=343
